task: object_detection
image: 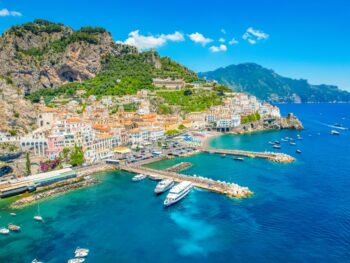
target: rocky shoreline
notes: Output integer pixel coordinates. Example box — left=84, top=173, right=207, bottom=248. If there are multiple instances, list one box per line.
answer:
left=10, top=177, right=99, bottom=209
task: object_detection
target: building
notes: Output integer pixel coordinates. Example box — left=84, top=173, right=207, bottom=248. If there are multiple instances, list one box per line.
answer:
left=152, top=78, right=185, bottom=89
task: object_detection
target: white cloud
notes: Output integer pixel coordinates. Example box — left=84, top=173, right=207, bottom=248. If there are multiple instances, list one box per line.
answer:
left=0, top=8, right=22, bottom=17
left=228, top=37, right=239, bottom=45
left=188, top=32, right=213, bottom=46
left=221, top=29, right=227, bottom=34
left=242, top=27, right=269, bottom=44
left=209, top=44, right=227, bottom=53
left=121, top=30, right=184, bottom=50
left=219, top=38, right=225, bottom=43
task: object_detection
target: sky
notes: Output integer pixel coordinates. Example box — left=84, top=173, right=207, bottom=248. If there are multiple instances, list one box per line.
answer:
left=1, top=0, right=350, bottom=91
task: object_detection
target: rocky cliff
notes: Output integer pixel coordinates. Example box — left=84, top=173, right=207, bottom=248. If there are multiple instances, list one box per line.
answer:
left=0, top=19, right=137, bottom=93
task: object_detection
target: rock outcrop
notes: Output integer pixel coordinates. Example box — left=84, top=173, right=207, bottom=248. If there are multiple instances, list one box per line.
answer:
left=0, top=19, right=137, bottom=93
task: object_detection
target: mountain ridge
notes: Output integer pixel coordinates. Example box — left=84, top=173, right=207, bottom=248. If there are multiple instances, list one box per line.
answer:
left=199, top=63, right=350, bottom=103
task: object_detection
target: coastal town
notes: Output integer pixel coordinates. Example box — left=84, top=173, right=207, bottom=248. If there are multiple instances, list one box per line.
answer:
left=0, top=77, right=302, bottom=208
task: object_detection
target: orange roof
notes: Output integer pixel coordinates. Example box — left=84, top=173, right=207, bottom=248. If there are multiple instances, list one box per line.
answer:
left=67, top=117, right=81, bottom=123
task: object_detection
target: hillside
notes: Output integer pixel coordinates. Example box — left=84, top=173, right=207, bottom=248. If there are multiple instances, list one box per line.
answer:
left=199, top=63, right=350, bottom=103
left=0, top=19, right=198, bottom=99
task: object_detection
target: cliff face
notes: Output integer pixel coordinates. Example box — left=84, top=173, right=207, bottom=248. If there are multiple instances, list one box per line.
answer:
left=0, top=20, right=137, bottom=93
left=0, top=79, right=37, bottom=135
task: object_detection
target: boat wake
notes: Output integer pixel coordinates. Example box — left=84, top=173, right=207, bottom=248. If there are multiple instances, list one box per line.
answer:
left=317, top=121, right=348, bottom=130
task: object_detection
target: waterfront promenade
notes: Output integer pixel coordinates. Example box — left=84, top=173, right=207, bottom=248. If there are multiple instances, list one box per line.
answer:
left=119, top=165, right=253, bottom=198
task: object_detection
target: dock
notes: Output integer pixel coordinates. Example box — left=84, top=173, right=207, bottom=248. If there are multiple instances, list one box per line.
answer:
left=201, top=147, right=295, bottom=163
left=119, top=165, right=252, bottom=198
left=165, top=162, right=193, bottom=172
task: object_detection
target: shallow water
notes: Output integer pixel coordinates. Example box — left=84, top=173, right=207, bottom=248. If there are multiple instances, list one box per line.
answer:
left=0, top=104, right=350, bottom=263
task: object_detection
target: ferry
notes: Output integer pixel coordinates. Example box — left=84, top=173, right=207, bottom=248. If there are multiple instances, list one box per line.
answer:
left=8, top=224, right=21, bottom=232
left=233, top=157, right=244, bottom=161
left=164, top=181, right=193, bottom=206
left=154, top=179, right=175, bottom=194
left=132, top=174, right=147, bottom=181
left=75, top=248, right=89, bottom=257
left=330, top=130, right=340, bottom=135
left=68, top=259, right=85, bottom=263
left=0, top=227, right=10, bottom=235
left=272, top=145, right=281, bottom=149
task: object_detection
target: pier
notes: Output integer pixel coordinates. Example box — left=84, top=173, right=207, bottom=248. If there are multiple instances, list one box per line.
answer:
left=119, top=165, right=252, bottom=198
left=165, top=162, right=193, bottom=172
left=200, top=147, right=295, bottom=163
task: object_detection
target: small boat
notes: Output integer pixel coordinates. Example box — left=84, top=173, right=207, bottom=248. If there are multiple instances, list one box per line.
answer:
left=68, top=259, right=85, bottom=263
left=233, top=157, right=244, bottom=161
left=8, top=224, right=21, bottom=232
left=268, top=141, right=274, bottom=145
left=272, top=145, right=281, bottom=149
left=334, top=123, right=343, bottom=128
left=0, top=227, right=10, bottom=235
left=221, top=154, right=226, bottom=158
left=148, top=174, right=162, bottom=181
left=32, top=259, right=43, bottom=263
left=296, top=149, right=302, bottom=154
left=34, top=204, right=43, bottom=222
left=155, top=179, right=175, bottom=194
left=281, top=139, right=288, bottom=142
left=10, top=213, right=16, bottom=216
left=132, top=174, right=147, bottom=181
left=164, top=181, right=193, bottom=206
left=331, top=130, right=340, bottom=135
left=75, top=247, right=89, bottom=257
left=290, top=142, right=296, bottom=145
left=274, top=141, right=280, bottom=145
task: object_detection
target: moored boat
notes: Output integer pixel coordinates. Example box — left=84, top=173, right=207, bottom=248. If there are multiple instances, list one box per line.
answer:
left=290, top=142, right=296, bottom=145
left=32, top=259, right=43, bottom=263
left=0, top=227, right=10, bottom=235
left=75, top=247, right=89, bottom=257
left=272, top=145, right=281, bottom=149
left=154, top=179, right=175, bottom=194
left=10, top=212, right=16, bottom=216
left=221, top=154, right=226, bottom=158
left=164, top=181, right=193, bottom=206
left=331, top=130, right=340, bottom=135
left=132, top=174, right=147, bottom=181
left=233, top=157, right=244, bottom=161
left=296, top=149, right=302, bottom=154
left=8, top=224, right=21, bottom=232
left=148, top=174, right=162, bottom=181
left=68, top=258, right=85, bottom=263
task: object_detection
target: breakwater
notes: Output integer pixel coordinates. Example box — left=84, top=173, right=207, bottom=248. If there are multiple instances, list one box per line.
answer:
left=120, top=165, right=252, bottom=198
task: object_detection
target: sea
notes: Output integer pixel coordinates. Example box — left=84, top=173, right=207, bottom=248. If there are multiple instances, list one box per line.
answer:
left=0, top=104, right=349, bottom=263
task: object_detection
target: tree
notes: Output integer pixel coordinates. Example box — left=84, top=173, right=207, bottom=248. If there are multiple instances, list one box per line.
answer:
left=69, top=145, right=84, bottom=167
left=178, top=124, right=186, bottom=130
left=25, top=152, right=31, bottom=175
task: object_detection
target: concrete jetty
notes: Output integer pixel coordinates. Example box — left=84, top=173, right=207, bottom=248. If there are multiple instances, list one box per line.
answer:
left=165, top=162, right=193, bottom=172
left=120, top=165, right=252, bottom=198
left=201, top=147, right=295, bottom=163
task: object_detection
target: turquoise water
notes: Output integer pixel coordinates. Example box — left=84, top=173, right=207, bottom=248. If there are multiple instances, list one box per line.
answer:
left=1, top=104, right=350, bottom=262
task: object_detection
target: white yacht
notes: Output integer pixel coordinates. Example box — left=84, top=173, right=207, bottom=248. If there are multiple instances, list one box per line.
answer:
left=154, top=179, right=175, bottom=194
left=164, top=181, right=193, bottom=206
left=75, top=248, right=89, bottom=257
left=132, top=174, right=146, bottom=182
left=67, top=259, right=85, bottom=263
left=148, top=174, right=162, bottom=181
left=0, top=227, right=10, bottom=235
left=331, top=130, right=340, bottom=135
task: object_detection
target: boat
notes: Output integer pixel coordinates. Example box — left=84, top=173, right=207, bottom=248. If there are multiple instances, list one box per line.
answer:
left=296, top=149, right=302, bottom=154
left=67, top=259, right=85, bottom=263
left=272, top=145, right=281, bottom=149
left=132, top=174, right=147, bottom=181
left=0, top=227, right=10, bottom=235
left=281, top=139, right=288, bottom=142
left=155, top=179, right=175, bottom=194
left=164, top=181, right=193, bottom=206
left=274, top=141, right=280, bottom=144
left=233, top=157, right=244, bottom=161
left=10, top=212, right=16, bottom=216
left=32, top=259, right=43, bottom=263
left=290, top=142, right=296, bottom=145
left=148, top=174, right=162, bottom=181
left=34, top=204, right=43, bottom=222
left=268, top=141, right=274, bottom=145
left=221, top=154, right=226, bottom=158
left=75, top=247, right=89, bottom=257
left=331, top=130, right=340, bottom=135
left=334, top=123, right=343, bottom=128
left=8, top=224, right=21, bottom=232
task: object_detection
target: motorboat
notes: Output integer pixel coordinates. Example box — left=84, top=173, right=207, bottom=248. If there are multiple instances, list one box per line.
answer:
left=233, top=157, right=244, bottom=161
left=272, top=145, right=281, bottom=149
left=67, top=259, right=85, bottom=263
left=75, top=248, right=89, bottom=257
left=34, top=215, right=43, bottom=222
left=10, top=213, right=16, bottom=216
left=132, top=174, right=147, bottom=182
left=0, top=227, right=10, bottom=235
left=331, top=130, right=340, bottom=135
left=164, top=181, right=193, bottom=206
left=148, top=174, right=162, bottom=181
left=221, top=154, right=226, bottom=158
left=154, top=179, right=175, bottom=194
left=8, top=224, right=21, bottom=232
left=32, top=259, right=43, bottom=263
left=296, top=149, right=302, bottom=154
left=290, top=142, right=296, bottom=145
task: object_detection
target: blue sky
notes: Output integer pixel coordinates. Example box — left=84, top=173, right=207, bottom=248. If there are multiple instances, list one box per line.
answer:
left=1, top=0, right=350, bottom=90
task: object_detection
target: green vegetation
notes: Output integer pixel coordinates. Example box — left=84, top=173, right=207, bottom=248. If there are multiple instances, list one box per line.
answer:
left=165, top=129, right=180, bottom=136
left=0, top=75, right=14, bottom=85
left=27, top=51, right=199, bottom=104
left=0, top=142, right=19, bottom=153
left=69, top=145, right=85, bottom=167
left=178, top=124, right=186, bottom=130
left=157, top=89, right=222, bottom=113
left=123, top=103, right=138, bottom=112
left=9, top=129, right=17, bottom=136
left=25, top=152, right=31, bottom=175
left=9, top=19, right=64, bottom=36
left=241, top=112, right=261, bottom=124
